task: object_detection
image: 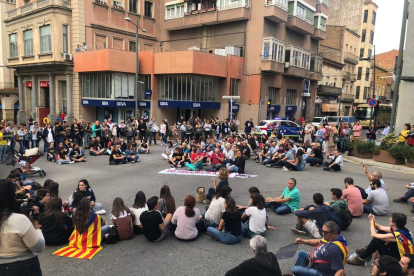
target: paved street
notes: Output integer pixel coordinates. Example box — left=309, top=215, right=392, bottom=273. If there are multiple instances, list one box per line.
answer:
left=1, top=144, right=413, bottom=276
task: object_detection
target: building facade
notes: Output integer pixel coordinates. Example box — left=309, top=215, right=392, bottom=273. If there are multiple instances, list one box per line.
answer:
left=327, top=0, right=377, bottom=105
left=7, top=0, right=329, bottom=126
left=318, top=25, right=360, bottom=116
left=0, top=0, right=19, bottom=123
left=375, top=49, right=404, bottom=74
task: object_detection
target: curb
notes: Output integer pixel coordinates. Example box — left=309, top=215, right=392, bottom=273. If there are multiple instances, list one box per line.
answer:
left=343, top=155, right=414, bottom=174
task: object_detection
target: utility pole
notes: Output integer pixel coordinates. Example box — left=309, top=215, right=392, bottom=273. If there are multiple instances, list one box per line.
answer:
left=390, top=0, right=410, bottom=132
left=369, top=45, right=376, bottom=127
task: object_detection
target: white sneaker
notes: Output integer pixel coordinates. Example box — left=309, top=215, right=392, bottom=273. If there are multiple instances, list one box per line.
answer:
left=203, top=199, right=210, bottom=204
left=161, top=153, right=168, bottom=159
left=95, top=210, right=106, bottom=215
left=282, top=166, right=289, bottom=172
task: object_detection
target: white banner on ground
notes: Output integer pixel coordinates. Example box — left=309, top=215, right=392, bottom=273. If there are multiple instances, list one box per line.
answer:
left=158, top=169, right=257, bottom=179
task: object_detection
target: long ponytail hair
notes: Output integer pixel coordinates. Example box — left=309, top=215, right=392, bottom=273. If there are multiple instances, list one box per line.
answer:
left=184, top=195, right=196, bottom=217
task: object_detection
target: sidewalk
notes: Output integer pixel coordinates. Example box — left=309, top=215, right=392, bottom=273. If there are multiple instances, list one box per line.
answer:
left=344, top=155, right=414, bottom=174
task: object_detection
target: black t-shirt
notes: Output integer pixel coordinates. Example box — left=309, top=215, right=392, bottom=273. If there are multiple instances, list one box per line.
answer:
left=313, top=147, right=323, bottom=160
left=141, top=143, right=148, bottom=149
left=48, top=148, right=55, bottom=155
left=55, top=126, right=64, bottom=137
left=28, top=118, right=34, bottom=127
left=110, top=149, right=123, bottom=161
left=140, top=210, right=163, bottom=241
left=39, top=213, right=73, bottom=246
left=138, top=123, right=147, bottom=133
left=222, top=212, right=242, bottom=236
left=173, top=152, right=183, bottom=161
left=120, top=143, right=127, bottom=152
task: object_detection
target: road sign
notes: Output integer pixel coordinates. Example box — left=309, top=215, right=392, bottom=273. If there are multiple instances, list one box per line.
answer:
left=368, top=98, right=378, bottom=107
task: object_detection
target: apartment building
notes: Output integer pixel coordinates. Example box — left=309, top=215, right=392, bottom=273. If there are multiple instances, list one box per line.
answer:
left=0, top=0, right=19, bottom=123
left=375, top=49, right=404, bottom=73
left=328, top=0, right=377, bottom=105
left=370, top=63, right=392, bottom=102
left=7, top=0, right=329, bottom=125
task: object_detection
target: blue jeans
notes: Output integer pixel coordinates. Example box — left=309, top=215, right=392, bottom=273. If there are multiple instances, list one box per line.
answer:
left=44, top=141, right=50, bottom=153
left=57, top=159, right=71, bottom=165
left=84, top=133, right=90, bottom=147
left=265, top=202, right=292, bottom=215
left=206, top=227, right=242, bottom=244
left=19, top=140, right=26, bottom=154
left=149, top=132, right=157, bottom=145
left=127, top=155, right=139, bottom=162
left=241, top=221, right=265, bottom=238
left=0, top=255, right=42, bottom=276
left=138, top=148, right=148, bottom=154
left=363, top=203, right=378, bottom=215
left=101, top=225, right=111, bottom=243
left=0, top=145, right=7, bottom=162
left=403, top=189, right=414, bottom=201
left=291, top=250, right=322, bottom=276
left=226, top=163, right=239, bottom=173
left=367, top=139, right=375, bottom=143
left=31, top=139, right=39, bottom=148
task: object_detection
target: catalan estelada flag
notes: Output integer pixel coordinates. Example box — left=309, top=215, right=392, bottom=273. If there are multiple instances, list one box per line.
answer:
left=392, top=228, right=414, bottom=258
left=53, top=213, right=102, bottom=259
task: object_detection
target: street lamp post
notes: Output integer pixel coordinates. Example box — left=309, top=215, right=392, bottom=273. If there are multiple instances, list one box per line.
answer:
left=222, top=96, right=240, bottom=123
left=360, top=45, right=376, bottom=127
left=125, top=17, right=147, bottom=119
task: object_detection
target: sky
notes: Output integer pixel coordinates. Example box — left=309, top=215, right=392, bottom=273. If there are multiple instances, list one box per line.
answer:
left=374, top=0, right=405, bottom=54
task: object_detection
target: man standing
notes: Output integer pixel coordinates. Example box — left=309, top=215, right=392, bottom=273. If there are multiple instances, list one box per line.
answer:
left=28, top=115, right=34, bottom=128
left=265, top=178, right=300, bottom=215
left=244, top=118, right=254, bottom=135
left=363, top=179, right=389, bottom=216
left=341, top=177, right=363, bottom=217
left=290, top=221, right=347, bottom=276
left=5, top=121, right=15, bottom=151
left=0, top=126, right=7, bottom=163
left=137, top=119, right=147, bottom=142
left=222, top=119, right=229, bottom=137
left=148, top=117, right=158, bottom=145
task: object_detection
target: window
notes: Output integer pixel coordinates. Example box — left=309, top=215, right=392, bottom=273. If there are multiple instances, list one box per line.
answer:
left=361, top=29, right=366, bottom=42
left=23, top=30, right=33, bottom=56
left=9, top=33, right=18, bottom=58
left=363, top=87, right=369, bottom=99
left=144, top=1, right=153, bottom=18
left=129, top=0, right=137, bottom=13
left=369, top=31, right=374, bottom=44
left=360, top=48, right=364, bottom=58
left=61, top=81, right=67, bottom=113
left=129, top=41, right=136, bottom=52
left=268, top=87, right=277, bottom=104
left=262, top=37, right=284, bottom=63
left=286, top=46, right=310, bottom=69
left=140, top=75, right=151, bottom=98
left=62, top=25, right=68, bottom=53
left=368, top=49, right=372, bottom=59
left=372, top=11, right=376, bottom=25
left=356, top=86, right=360, bottom=99
left=95, top=34, right=107, bottom=49
left=160, top=75, right=219, bottom=102
left=286, top=90, right=295, bottom=105
left=113, top=38, right=124, bottom=50
left=363, top=10, right=368, bottom=23
left=165, top=4, right=185, bottom=19
left=40, top=25, right=51, bottom=53
left=365, top=68, right=370, bottom=81
left=325, top=75, right=329, bottom=86
left=357, top=67, right=362, bottom=80
left=296, top=4, right=305, bottom=18
left=230, top=79, right=240, bottom=96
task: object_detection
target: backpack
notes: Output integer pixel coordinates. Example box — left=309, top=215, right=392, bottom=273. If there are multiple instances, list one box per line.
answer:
left=340, top=206, right=353, bottom=230
left=230, top=125, right=236, bottom=132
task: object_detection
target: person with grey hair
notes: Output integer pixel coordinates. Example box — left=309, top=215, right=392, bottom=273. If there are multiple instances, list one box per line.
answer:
left=289, top=221, right=347, bottom=276
left=225, top=236, right=282, bottom=276
left=361, top=162, right=385, bottom=193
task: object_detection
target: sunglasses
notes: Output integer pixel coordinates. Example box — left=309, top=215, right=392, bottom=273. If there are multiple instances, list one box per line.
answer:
left=321, top=230, right=332, bottom=235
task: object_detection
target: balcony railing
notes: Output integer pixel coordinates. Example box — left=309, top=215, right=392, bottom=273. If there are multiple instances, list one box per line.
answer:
left=344, top=52, right=359, bottom=65
left=318, top=24, right=326, bottom=32
left=265, top=0, right=288, bottom=11
left=318, top=85, right=342, bottom=96
left=296, top=14, right=314, bottom=25
left=341, top=93, right=354, bottom=102
left=218, top=0, right=249, bottom=10
left=6, top=0, right=71, bottom=19
left=316, top=0, right=328, bottom=7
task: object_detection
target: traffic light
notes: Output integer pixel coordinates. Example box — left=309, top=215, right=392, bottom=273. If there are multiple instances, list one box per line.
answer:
left=267, top=99, right=272, bottom=111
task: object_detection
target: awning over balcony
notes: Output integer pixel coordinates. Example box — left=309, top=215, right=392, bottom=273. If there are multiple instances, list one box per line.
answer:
left=322, top=103, right=338, bottom=113
left=317, top=85, right=342, bottom=96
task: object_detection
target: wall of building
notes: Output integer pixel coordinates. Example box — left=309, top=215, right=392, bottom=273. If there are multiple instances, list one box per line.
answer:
left=328, top=0, right=364, bottom=34
left=375, top=49, right=403, bottom=73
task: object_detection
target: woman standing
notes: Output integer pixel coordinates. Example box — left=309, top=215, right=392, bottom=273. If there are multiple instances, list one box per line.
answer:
left=159, top=120, right=167, bottom=144
left=17, top=124, right=27, bottom=154
left=326, top=122, right=338, bottom=155
left=204, top=120, right=212, bottom=139
left=30, top=122, right=41, bottom=148
left=0, top=179, right=45, bottom=275
left=398, top=123, right=411, bottom=145
left=206, top=197, right=242, bottom=245
left=342, top=123, right=353, bottom=153
left=337, top=122, right=346, bottom=152
left=171, top=195, right=200, bottom=241
left=366, top=123, right=377, bottom=143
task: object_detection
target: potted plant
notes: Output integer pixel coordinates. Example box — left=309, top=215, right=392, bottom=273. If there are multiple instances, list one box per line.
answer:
left=373, top=133, right=404, bottom=164
left=404, top=146, right=414, bottom=168
left=346, top=140, right=360, bottom=156
left=355, top=141, right=376, bottom=159
left=387, top=145, right=406, bottom=165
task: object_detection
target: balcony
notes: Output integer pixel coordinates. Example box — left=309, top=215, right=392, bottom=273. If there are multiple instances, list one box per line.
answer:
left=6, top=0, right=71, bottom=20
left=261, top=60, right=284, bottom=74
left=286, top=14, right=315, bottom=35
left=264, top=0, right=288, bottom=23
left=341, top=93, right=355, bottom=103
left=344, top=52, right=359, bottom=65
left=164, top=3, right=250, bottom=31
left=284, top=65, right=307, bottom=78
left=312, top=26, right=326, bottom=40
left=316, top=0, right=329, bottom=15
left=317, top=85, right=342, bottom=96
left=342, top=71, right=350, bottom=81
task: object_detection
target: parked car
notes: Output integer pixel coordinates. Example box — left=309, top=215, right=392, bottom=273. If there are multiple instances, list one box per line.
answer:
left=311, top=117, right=324, bottom=127
left=325, top=116, right=355, bottom=126
left=254, top=120, right=301, bottom=138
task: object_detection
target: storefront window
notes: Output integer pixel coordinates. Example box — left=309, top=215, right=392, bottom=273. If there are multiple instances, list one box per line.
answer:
left=160, top=75, right=219, bottom=102
left=140, top=75, right=151, bottom=98
left=82, top=73, right=136, bottom=99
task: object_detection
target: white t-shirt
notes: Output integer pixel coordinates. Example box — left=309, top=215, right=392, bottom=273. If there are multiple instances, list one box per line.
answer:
left=160, top=124, right=166, bottom=134
left=131, top=204, right=149, bottom=226
left=245, top=206, right=266, bottom=234
left=205, top=197, right=225, bottom=224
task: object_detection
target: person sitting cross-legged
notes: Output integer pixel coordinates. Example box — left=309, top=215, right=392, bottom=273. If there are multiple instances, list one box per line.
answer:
left=109, top=144, right=127, bottom=165
left=226, top=150, right=246, bottom=173
left=206, top=148, right=224, bottom=172
left=393, top=182, right=414, bottom=204
left=140, top=196, right=172, bottom=242
left=204, top=168, right=229, bottom=204
left=225, top=236, right=282, bottom=276
left=288, top=221, right=347, bottom=276
left=125, top=143, right=139, bottom=163
left=363, top=179, right=389, bottom=216
left=347, top=213, right=413, bottom=266
left=265, top=178, right=300, bottom=215
left=323, top=150, right=343, bottom=171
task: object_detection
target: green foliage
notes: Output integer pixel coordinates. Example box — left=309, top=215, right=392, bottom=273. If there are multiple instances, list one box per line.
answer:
left=346, top=140, right=361, bottom=151
left=380, top=133, right=399, bottom=150
left=372, top=145, right=381, bottom=155
left=403, top=146, right=414, bottom=163
left=355, top=141, right=376, bottom=154
left=388, top=145, right=406, bottom=159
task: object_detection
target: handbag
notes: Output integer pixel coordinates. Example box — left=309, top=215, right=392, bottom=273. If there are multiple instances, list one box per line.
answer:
left=196, top=187, right=206, bottom=203
left=105, top=226, right=118, bottom=244
left=37, top=131, right=42, bottom=140
left=15, top=134, right=22, bottom=141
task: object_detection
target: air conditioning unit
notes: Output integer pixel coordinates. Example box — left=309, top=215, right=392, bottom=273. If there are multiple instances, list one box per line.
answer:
left=284, top=62, right=290, bottom=68
left=214, top=49, right=226, bottom=57
left=188, top=46, right=200, bottom=51
left=63, top=53, right=73, bottom=61
left=225, top=46, right=242, bottom=57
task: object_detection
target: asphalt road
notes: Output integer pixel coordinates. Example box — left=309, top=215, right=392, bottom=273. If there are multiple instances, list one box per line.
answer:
left=1, top=143, right=413, bottom=276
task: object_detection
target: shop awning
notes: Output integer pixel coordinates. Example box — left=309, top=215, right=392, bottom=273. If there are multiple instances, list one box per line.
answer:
left=322, top=103, right=338, bottom=113
left=158, top=101, right=220, bottom=109
left=82, top=98, right=135, bottom=108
